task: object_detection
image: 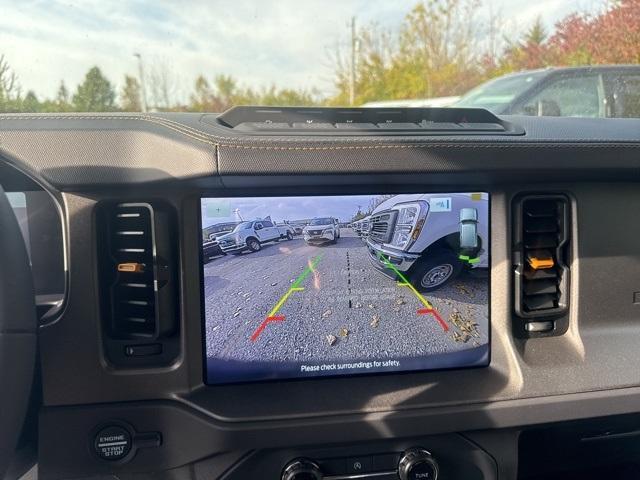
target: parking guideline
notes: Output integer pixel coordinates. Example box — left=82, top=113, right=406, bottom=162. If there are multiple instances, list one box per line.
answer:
left=267, top=287, right=304, bottom=318
left=377, top=253, right=432, bottom=308
left=378, top=253, right=449, bottom=332
left=251, top=253, right=323, bottom=342
left=291, top=253, right=323, bottom=289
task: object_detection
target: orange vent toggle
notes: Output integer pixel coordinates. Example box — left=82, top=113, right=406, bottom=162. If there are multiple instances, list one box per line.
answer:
left=526, top=251, right=554, bottom=270
left=117, top=262, right=145, bottom=273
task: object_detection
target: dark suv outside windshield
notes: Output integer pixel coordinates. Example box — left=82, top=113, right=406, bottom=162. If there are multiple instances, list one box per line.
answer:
left=454, top=71, right=548, bottom=111
left=454, top=66, right=640, bottom=118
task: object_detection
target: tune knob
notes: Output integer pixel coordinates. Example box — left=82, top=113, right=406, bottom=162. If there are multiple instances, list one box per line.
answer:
left=281, top=459, right=323, bottom=480
left=398, top=448, right=439, bottom=480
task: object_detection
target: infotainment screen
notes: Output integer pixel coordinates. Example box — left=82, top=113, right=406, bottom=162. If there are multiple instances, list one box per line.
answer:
left=200, top=193, right=489, bottom=385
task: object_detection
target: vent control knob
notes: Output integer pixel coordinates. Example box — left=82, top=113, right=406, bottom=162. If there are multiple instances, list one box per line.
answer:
left=282, top=459, right=323, bottom=480
left=398, top=448, right=438, bottom=480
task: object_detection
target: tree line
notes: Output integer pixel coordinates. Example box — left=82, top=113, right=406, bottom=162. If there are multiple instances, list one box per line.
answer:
left=0, top=0, right=638, bottom=113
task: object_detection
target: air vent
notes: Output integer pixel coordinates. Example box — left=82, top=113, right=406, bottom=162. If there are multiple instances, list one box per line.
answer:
left=513, top=194, right=570, bottom=336
left=97, top=202, right=178, bottom=366
left=110, top=204, right=158, bottom=337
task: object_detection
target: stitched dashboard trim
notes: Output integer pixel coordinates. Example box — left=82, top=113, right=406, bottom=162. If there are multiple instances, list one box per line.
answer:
left=1, top=114, right=640, bottom=150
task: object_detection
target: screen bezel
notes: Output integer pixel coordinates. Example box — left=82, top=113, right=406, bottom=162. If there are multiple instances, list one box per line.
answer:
left=198, top=191, right=491, bottom=386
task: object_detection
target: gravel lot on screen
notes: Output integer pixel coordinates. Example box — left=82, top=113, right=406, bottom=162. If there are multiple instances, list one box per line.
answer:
left=203, top=229, right=488, bottom=364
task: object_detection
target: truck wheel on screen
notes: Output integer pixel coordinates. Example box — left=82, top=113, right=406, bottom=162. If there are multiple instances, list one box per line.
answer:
left=286, top=231, right=293, bottom=240
left=409, top=249, right=463, bottom=292
left=247, top=238, right=261, bottom=252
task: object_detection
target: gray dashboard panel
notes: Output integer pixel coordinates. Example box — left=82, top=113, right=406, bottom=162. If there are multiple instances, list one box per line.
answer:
left=0, top=115, right=218, bottom=188
left=1, top=113, right=640, bottom=190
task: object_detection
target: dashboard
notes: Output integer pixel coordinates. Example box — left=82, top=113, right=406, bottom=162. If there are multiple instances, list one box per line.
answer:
left=2, top=107, right=640, bottom=480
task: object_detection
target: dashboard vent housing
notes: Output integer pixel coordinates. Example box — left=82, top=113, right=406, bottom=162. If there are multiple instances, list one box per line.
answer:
left=97, top=202, right=178, bottom=366
left=209, top=106, right=525, bottom=136
left=513, top=194, right=570, bottom=337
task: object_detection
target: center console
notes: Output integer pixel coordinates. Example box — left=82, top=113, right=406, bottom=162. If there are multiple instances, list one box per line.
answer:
left=228, top=435, right=495, bottom=480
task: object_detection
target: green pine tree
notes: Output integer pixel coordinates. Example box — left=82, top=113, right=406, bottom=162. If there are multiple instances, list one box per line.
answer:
left=55, top=80, right=72, bottom=111
left=120, top=75, right=142, bottom=111
left=72, top=66, right=116, bottom=112
left=21, top=90, right=40, bottom=112
left=524, top=17, right=547, bottom=46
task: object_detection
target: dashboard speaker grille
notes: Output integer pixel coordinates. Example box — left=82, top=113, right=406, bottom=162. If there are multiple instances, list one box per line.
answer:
left=513, top=194, right=570, bottom=336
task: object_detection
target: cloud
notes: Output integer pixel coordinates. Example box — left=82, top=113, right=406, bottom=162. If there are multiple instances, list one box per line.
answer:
left=0, top=0, right=600, bottom=101
left=201, top=195, right=379, bottom=228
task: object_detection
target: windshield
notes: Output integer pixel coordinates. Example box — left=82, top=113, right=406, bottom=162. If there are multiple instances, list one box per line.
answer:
left=1, top=1, right=638, bottom=118
left=454, top=71, right=547, bottom=111
left=233, top=222, right=252, bottom=232
left=310, top=218, right=333, bottom=226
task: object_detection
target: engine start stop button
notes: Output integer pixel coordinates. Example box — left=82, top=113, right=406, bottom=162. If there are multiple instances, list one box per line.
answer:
left=94, top=425, right=132, bottom=461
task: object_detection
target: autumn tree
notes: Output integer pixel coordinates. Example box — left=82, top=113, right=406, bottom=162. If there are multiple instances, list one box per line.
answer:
left=146, top=61, right=181, bottom=110
left=72, top=66, right=116, bottom=112
left=254, top=85, right=318, bottom=106
left=187, top=74, right=317, bottom=111
left=499, top=0, right=640, bottom=71
left=189, top=75, right=215, bottom=111
left=547, top=0, right=640, bottom=65
left=330, top=0, right=486, bottom=105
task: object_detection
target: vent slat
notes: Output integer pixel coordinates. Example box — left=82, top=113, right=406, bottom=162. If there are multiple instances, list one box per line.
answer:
left=523, top=267, right=557, bottom=281
left=523, top=294, right=557, bottom=311
left=523, top=279, right=558, bottom=296
left=515, top=195, right=570, bottom=327
left=524, top=217, right=558, bottom=233
left=524, top=233, right=558, bottom=249
left=125, top=317, right=148, bottom=323
left=524, top=200, right=557, bottom=217
left=108, top=204, right=157, bottom=338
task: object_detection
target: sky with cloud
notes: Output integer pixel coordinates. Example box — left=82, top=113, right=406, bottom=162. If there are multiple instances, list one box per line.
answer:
left=0, top=0, right=601, bottom=101
left=201, top=195, right=384, bottom=228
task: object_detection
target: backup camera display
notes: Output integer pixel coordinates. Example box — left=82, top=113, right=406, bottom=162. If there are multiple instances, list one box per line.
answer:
left=200, top=193, right=489, bottom=385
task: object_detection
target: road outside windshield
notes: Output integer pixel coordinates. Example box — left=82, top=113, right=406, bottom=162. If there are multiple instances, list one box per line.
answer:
left=0, top=1, right=638, bottom=117
left=200, top=194, right=489, bottom=384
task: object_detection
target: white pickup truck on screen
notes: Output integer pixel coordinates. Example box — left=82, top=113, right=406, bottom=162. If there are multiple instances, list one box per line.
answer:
left=217, top=219, right=294, bottom=254
left=366, top=193, right=488, bottom=291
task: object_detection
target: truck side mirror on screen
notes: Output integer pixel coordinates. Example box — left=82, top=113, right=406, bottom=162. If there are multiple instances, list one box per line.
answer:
left=459, top=207, right=479, bottom=250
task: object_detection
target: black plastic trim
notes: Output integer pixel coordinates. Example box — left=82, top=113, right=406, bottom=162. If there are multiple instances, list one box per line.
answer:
left=213, top=106, right=525, bottom=136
